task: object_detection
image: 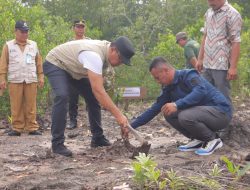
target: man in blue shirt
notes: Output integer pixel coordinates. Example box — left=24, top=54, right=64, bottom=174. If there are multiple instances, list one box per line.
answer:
left=130, top=56, right=232, bottom=156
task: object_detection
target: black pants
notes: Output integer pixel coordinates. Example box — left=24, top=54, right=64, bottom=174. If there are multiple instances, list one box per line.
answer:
left=165, top=106, right=231, bottom=142
left=68, top=84, right=80, bottom=124
left=43, top=61, right=103, bottom=146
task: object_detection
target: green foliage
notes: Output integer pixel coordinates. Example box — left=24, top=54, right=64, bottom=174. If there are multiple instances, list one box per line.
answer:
left=221, top=156, right=240, bottom=175
left=184, top=18, right=204, bottom=43
left=115, top=52, right=160, bottom=98
left=191, top=176, right=222, bottom=190
left=150, top=32, right=185, bottom=69
left=0, top=90, right=10, bottom=119
left=232, top=17, right=250, bottom=98
left=221, top=156, right=250, bottom=179
left=166, top=168, right=185, bottom=190
left=132, top=153, right=167, bottom=189
left=0, top=0, right=102, bottom=118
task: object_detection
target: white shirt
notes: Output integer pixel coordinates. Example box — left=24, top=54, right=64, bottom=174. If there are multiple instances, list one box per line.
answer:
left=78, top=51, right=103, bottom=75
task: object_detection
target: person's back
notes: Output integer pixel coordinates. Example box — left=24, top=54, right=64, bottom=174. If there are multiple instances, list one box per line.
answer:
left=46, top=39, right=111, bottom=80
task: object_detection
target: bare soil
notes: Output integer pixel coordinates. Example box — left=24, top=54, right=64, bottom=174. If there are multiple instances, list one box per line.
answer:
left=0, top=98, right=249, bottom=190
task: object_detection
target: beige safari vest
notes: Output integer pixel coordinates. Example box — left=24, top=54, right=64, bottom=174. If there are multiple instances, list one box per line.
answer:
left=7, top=39, right=38, bottom=83
left=46, top=39, right=111, bottom=80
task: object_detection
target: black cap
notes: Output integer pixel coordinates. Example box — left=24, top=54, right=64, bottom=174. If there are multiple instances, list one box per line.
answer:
left=73, top=19, right=85, bottom=26
left=15, top=20, right=29, bottom=31
left=113, top=36, right=135, bottom=65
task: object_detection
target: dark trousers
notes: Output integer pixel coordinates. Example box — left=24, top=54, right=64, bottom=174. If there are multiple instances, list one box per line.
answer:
left=202, top=69, right=231, bottom=103
left=165, top=106, right=231, bottom=142
left=68, top=84, right=79, bottom=123
left=43, top=61, right=103, bottom=146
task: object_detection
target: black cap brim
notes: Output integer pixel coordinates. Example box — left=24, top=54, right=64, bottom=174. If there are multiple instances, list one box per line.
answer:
left=16, top=28, right=29, bottom=31
left=75, top=23, right=85, bottom=26
left=121, top=55, right=131, bottom=66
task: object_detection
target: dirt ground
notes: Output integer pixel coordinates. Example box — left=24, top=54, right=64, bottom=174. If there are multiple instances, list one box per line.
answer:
left=0, top=98, right=250, bottom=190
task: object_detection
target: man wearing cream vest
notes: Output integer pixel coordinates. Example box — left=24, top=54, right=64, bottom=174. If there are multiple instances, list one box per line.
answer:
left=43, top=36, right=135, bottom=157
left=0, top=20, right=44, bottom=136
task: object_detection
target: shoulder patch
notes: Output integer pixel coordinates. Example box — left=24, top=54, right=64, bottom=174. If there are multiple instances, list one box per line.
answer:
left=190, top=78, right=200, bottom=86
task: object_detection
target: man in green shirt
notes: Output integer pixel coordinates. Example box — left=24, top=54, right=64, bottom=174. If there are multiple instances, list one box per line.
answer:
left=176, top=32, right=200, bottom=69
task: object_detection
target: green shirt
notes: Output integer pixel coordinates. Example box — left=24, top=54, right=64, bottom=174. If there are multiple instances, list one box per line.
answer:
left=184, top=39, right=200, bottom=69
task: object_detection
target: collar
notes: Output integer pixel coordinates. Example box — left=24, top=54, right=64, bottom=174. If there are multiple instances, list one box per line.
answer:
left=213, top=1, right=229, bottom=14
left=163, top=70, right=179, bottom=90
left=105, top=42, right=111, bottom=65
left=172, top=70, right=180, bottom=85
left=14, top=39, right=30, bottom=46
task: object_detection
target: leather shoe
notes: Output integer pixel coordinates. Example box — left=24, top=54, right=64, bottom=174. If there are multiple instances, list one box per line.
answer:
left=8, top=130, right=21, bottom=136
left=66, top=121, right=77, bottom=130
left=91, top=136, right=111, bottom=148
left=29, top=131, right=42, bottom=135
left=52, top=144, right=72, bottom=157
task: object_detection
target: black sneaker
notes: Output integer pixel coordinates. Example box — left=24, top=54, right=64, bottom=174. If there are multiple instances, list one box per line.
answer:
left=29, top=131, right=42, bottom=135
left=8, top=130, right=21, bottom=136
left=52, top=144, right=73, bottom=157
left=66, top=121, right=77, bottom=130
left=91, top=136, right=111, bottom=148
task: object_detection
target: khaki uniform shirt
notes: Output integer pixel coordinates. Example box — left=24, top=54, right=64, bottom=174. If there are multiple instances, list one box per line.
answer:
left=0, top=39, right=44, bottom=83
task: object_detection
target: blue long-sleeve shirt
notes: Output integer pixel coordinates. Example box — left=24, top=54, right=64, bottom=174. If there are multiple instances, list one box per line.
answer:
left=131, top=69, right=232, bottom=128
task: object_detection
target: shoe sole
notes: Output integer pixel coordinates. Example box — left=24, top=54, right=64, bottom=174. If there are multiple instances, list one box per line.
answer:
left=178, top=143, right=203, bottom=152
left=178, top=147, right=201, bottom=152
left=195, top=141, right=223, bottom=156
left=52, top=151, right=73, bottom=157
left=91, top=144, right=111, bottom=148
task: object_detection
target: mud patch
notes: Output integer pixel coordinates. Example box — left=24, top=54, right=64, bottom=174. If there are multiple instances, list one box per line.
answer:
left=1, top=100, right=250, bottom=189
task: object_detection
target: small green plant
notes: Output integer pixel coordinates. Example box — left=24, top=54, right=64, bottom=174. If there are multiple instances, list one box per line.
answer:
left=210, top=163, right=222, bottom=177
left=221, top=156, right=250, bottom=179
left=132, top=153, right=167, bottom=189
left=190, top=175, right=221, bottom=190
left=166, top=168, right=184, bottom=190
left=7, top=115, right=12, bottom=124
left=114, top=87, right=125, bottom=105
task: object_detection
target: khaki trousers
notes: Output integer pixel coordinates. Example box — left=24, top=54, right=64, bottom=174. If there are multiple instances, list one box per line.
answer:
left=8, top=82, right=39, bottom=132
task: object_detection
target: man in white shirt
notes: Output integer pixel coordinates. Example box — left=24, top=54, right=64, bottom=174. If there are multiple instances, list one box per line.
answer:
left=43, top=36, right=135, bottom=157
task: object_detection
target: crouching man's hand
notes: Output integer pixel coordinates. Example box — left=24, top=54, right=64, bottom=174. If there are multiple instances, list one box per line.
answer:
left=161, top=102, right=177, bottom=116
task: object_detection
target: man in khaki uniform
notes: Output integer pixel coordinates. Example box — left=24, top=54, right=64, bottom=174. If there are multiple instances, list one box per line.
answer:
left=0, top=20, right=44, bottom=136
left=43, top=36, right=134, bottom=157
left=67, top=19, right=89, bottom=130
left=175, top=32, right=200, bottom=69
left=67, top=19, right=116, bottom=130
